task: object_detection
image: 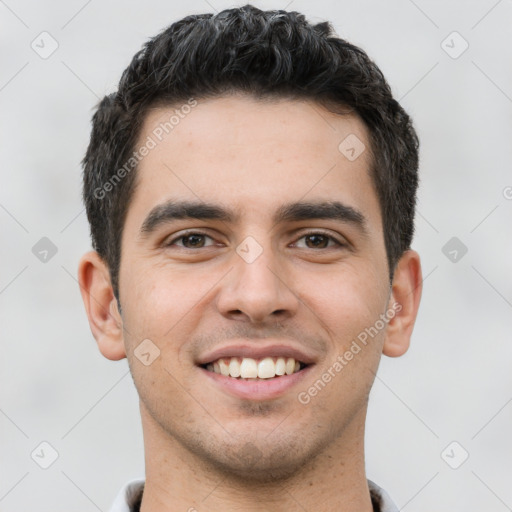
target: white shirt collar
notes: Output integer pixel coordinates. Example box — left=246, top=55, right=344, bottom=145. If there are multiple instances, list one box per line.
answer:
left=108, top=478, right=144, bottom=512
left=108, top=478, right=398, bottom=512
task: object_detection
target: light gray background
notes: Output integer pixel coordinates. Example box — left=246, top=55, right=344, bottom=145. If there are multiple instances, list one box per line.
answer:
left=1, top=0, right=511, bottom=510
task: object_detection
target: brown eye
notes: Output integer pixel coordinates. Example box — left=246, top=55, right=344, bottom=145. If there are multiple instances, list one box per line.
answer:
left=181, top=234, right=206, bottom=248
left=304, top=234, right=330, bottom=248
left=294, top=232, right=342, bottom=249
left=165, top=232, right=216, bottom=248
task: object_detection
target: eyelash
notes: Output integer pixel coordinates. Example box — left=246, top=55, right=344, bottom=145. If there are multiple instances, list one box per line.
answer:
left=164, top=230, right=346, bottom=249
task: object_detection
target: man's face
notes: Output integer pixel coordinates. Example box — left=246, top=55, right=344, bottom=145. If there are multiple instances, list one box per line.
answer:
left=118, top=95, right=391, bottom=480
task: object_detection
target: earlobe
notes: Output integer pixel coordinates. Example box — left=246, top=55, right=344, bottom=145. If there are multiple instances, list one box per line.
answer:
left=383, top=250, right=422, bottom=358
left=78, top=251, right=126, bottom=361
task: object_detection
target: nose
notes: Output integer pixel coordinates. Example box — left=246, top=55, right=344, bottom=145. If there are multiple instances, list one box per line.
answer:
left=215, top=241, right=299, bottom=324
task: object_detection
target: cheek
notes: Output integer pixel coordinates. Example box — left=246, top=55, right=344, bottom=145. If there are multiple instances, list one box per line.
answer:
left=296, top=270, right=387, bottom=415
left=119, top=263, right=217, bottom=352
left=119, top=267, right=204, bottom=404
left=296, top=264, right=389, bottom=341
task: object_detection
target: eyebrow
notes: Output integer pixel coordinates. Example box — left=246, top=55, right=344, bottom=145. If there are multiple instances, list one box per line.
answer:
left=139, top=199, right=369, bottom=237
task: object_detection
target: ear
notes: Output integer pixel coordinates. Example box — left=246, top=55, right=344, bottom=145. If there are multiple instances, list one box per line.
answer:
left=78, top=251, right=126, bottom=361
left=383, top=250, right=422, bottom=358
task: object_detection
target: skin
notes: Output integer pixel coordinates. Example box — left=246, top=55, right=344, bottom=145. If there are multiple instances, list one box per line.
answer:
left=79, top=95, right=422, bottom=511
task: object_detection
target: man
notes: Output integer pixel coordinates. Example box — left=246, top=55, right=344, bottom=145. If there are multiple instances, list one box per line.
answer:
left=78, top=4, right=422, bottom=511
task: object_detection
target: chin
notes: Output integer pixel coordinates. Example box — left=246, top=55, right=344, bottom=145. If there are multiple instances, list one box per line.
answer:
left=192, top=433, right=328, bottom=485
left=211, top=452, right=306, bottom=484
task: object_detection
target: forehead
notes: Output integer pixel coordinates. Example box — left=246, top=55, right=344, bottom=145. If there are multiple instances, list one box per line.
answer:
left=126, top=95, right=381, bottom=232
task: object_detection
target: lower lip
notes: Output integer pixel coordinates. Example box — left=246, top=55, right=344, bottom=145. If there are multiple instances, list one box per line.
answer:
left=200, top=366, right=314, bottom=401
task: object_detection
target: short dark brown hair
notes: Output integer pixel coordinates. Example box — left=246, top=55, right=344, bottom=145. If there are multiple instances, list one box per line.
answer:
left=82, top=4, right=419, bottom=299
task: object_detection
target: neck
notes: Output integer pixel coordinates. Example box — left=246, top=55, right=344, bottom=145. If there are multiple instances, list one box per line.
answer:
left=139, top=403, right=373, bottom=512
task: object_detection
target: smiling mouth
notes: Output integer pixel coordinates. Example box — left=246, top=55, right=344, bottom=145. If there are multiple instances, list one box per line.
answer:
left=201, top=356, right=308, bottom=380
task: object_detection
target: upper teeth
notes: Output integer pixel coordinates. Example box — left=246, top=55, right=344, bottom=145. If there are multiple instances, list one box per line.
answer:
left=206, top=357, right=301, bottom=379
